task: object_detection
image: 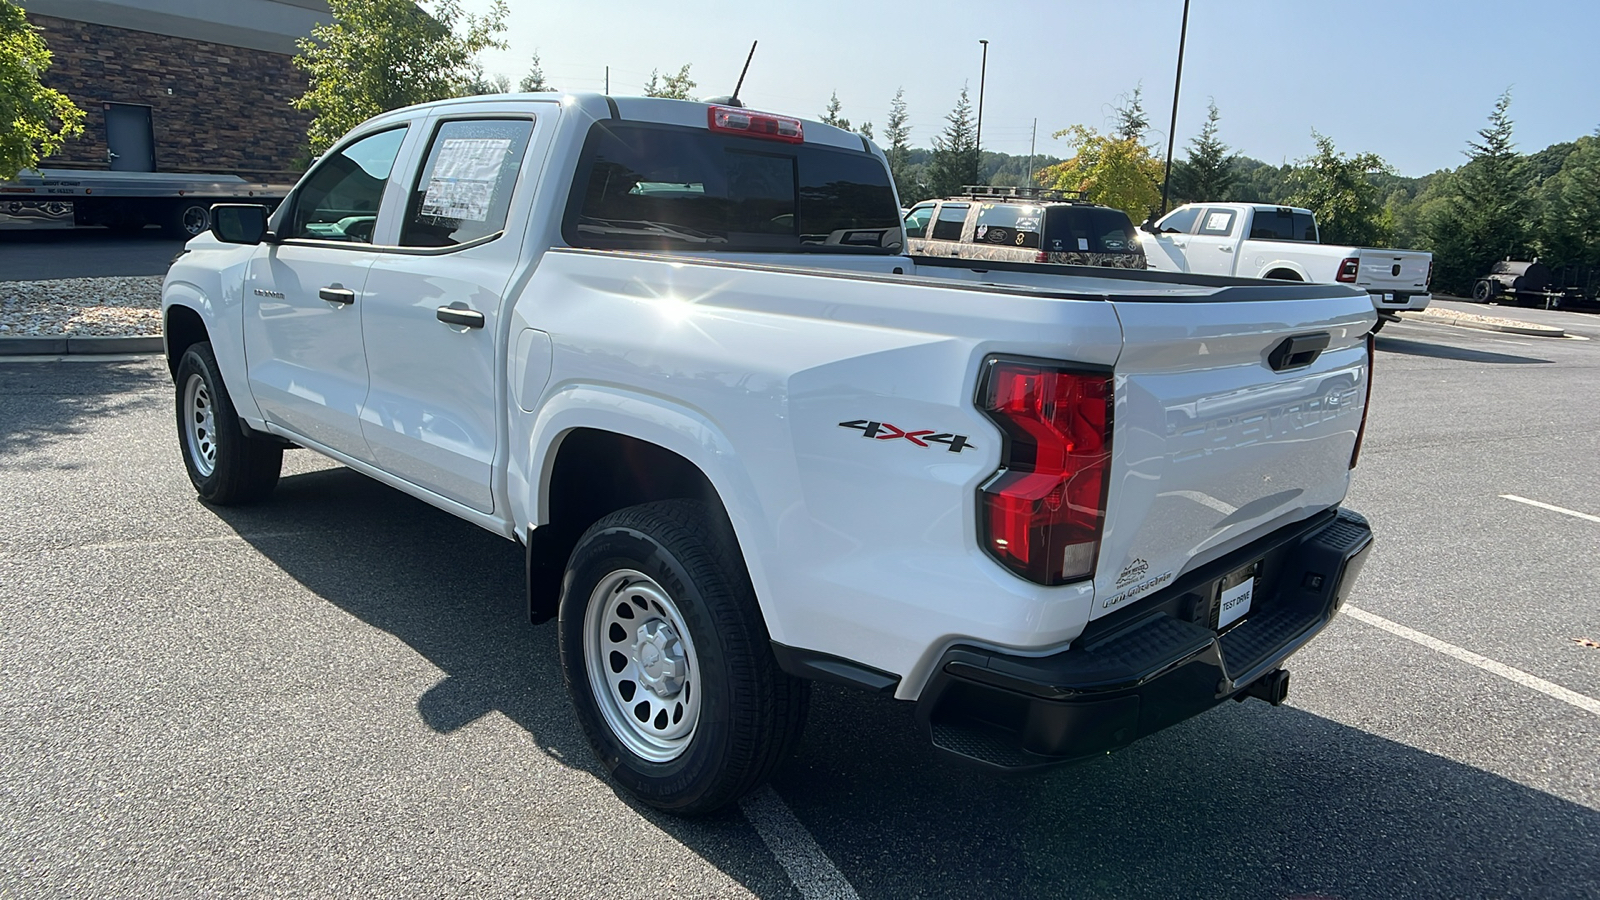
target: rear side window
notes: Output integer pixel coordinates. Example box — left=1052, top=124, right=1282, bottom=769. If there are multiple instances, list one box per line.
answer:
left=904, top=204, right=934, bottom=238
left=972, top=203, right=1042, bottom=249
left=1198, top=208, right=1237, bottom=236
left=565, top=122, right=902, bottom=252
left=1248, top=209, right=1318, bottom=242
left=930, top=203, right=968, bottom=241
left=1043, top=206, right=1139, bottom=254
left=402, top=119, right=534, bottom=248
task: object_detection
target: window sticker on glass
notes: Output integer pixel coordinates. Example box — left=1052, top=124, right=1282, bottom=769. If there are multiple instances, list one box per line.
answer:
left=1077, top=238, right=1089, bottom=251
left=421, top=137, right=512, bottom=222
left=1205, top=211, right=1232, bottom=232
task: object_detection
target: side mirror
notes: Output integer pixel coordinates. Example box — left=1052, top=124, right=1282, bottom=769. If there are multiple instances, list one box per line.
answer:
left=1138, top=215, right=1158, bottom=234
left=211, top=204, right=271, bottom=245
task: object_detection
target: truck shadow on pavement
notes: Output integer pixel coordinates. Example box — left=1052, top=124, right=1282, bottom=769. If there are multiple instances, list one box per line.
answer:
left=213, top=465, right=1600, bottom=900
left=1376, top=335, right=1553, bottom=365
left=209, top=464, right=798, bottom=899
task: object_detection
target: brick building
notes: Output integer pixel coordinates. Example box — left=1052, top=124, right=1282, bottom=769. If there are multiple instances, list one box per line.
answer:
left=25, top=0, right=329, bottom=181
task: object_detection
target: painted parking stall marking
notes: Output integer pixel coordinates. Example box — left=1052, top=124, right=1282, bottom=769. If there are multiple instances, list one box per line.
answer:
left=1499, top=494, right=1600, bottom=524
left=741, top=786, right=861, bottom=900
left=1344, top=605, right=1600, bottom=718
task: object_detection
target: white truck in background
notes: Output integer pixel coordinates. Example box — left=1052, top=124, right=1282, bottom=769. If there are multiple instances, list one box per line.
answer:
left=1141, top=203, right=1432, bottom=330
left=161, top=94, right=1376, bottom=815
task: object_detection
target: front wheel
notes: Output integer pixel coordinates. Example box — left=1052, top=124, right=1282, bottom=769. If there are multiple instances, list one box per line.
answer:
left=558, top=500, right=809, bottom=815
left=175, top=342, right=282, bottom=504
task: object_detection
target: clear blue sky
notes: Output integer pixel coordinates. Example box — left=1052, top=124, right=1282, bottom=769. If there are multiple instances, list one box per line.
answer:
left=464, top=0, right=1600, bottom=177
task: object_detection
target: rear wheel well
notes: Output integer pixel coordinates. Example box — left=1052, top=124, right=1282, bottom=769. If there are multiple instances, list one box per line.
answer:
left=164, top=305, right=208, bottom=379
left=527, top=428, right=730, bottom=623
left=1264, top=268, right=1303, bottom=281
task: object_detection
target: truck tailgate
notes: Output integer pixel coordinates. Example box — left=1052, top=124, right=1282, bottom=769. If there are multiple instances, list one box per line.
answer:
left=1355, top=249, right=1430, bottom=294
left=1092, top=291, right=1372, bottom=618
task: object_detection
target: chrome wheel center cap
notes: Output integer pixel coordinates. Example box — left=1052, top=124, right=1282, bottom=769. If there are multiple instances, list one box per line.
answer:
left=633, top=621, right=685, bottom=697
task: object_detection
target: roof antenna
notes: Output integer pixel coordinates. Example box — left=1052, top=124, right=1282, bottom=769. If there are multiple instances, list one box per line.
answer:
left=708, top=41, right=758, bottom=108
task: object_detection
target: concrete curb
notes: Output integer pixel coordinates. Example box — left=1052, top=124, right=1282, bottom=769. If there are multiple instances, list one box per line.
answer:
left=0, top=335, right=164, bottom=356
left=1401, top=310, right=1564, bottom=338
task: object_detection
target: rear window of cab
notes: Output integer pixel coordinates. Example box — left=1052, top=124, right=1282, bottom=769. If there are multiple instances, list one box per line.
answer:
left=1042, top=206, right=1138, bottom=254
left=564, top=121, right=903, bottom=253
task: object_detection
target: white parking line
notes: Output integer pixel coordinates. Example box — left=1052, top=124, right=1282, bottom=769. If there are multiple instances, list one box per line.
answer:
left=1344, top=605, right=1600, bottom=717
left=1499, top=494, right=1600, bottom=524
left=741, top=785, right=861, bottom=900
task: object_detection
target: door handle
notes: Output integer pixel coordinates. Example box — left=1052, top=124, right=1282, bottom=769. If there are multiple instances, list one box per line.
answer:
left=319, top=287, right=356, bottom=304
left=436, top=306, right=485, bottom=329
left=1220, top=246, right=1233, bottom=252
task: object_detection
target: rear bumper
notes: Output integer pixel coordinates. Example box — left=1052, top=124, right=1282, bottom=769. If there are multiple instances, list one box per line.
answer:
left=1369, top=290, right=1431, bottom=311
left=915, top=508, right=1373, bottom=770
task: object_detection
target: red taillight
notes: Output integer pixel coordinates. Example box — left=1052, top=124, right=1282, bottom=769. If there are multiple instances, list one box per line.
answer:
left=1351, top=333, right=1374, bottom=468
left=707, top=106, right=804, bottom=143
left=1336, top=257, right=1360, bottom=283
left=977, top=359, right=1113, bottom=585
left=1034, top=251, right=1049, bottom=263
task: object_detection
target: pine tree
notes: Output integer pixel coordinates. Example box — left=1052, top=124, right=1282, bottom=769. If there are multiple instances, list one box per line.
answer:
left=929, top=84, right=980, bottom=198
left=1113, top=84, right=1149, bottom=144
left=883, top=88, right=915, bottom=202
left=821, top=91, right=850, bottom=131
left=1170, top=100, right=1235, bottom=203
left=1426, top=90, right=1533, bottom=293
left=858, top=121, right=873, bottom=142
left=1535, top=131, right=1600, bottom=267
left=518, top=51, right=551, bottom=92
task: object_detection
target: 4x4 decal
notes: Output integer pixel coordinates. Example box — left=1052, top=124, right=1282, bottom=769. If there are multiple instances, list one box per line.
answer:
left=839, top=420, right=974, bottom=453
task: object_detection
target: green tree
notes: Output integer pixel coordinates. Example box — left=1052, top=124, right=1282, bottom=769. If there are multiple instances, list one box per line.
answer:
left=820, top=91, right=849, bottom=130
left=643, top=64, right=695, bottom=100
left=462, top=64, right=510, bottom=95
left=1284, top=131, right=1392, bottom=247
left=857, top=121, right=873, bottom=142
left=1425, top=90, right=1533, bottom=293
left=292, top=0, right=508, bottom=154
left=927, top=84, right=980, bottom=198
left=1036, top=125, right=1163, bottom=221
left=1113, top=83, right=1149, bottom=143
left=1535, top=132, right=1600, bottom=268
left=518, top=51, right=551, bottom=92
left=0, top=0, right=84, bottom=180
left=883, top=87, right=916, bottom=202
left=1169, top=99, right=1235, bottom=203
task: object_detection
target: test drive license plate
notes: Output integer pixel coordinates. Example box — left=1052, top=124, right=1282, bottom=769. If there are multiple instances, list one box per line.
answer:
left=1216, top=561, right=1260, bottom=630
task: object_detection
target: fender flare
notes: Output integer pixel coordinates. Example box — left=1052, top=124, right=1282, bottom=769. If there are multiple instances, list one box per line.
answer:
left=522, top=384, right=779, bottom=604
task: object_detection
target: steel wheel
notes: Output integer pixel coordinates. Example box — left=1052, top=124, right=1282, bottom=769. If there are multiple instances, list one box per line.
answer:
left=180, top=204, right=209, bottom=236
left=583, top=568, right=703, bottom=763
left=183, top=372, right=218, bottom=477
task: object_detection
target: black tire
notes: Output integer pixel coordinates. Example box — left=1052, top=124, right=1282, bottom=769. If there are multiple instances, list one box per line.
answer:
left=1473, top=279, right=1496, bottom=303
left=175, top=342, right=282, bottom=504
left=163, top=201, right=211, bottom=238
left=558, top=499, right=808, bottom=816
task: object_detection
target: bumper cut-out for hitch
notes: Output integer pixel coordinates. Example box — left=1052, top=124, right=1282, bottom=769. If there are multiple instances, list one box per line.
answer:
left=1236, top=668, right=1291, bottom=706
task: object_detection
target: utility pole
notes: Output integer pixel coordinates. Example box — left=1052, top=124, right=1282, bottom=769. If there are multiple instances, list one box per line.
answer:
left=605, top=66, right=610, bottom=94
left=976, top=39, right=989, bottom=154
left=1027, top=117, right=1037, bottom=186
left=1159, top=0, right=1191, bottom=217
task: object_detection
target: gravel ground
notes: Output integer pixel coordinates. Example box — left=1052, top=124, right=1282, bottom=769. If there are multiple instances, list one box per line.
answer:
left=0, top=276, right=163, bottom=336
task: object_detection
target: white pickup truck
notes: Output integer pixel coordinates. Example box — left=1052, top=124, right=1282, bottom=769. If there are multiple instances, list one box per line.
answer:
left=162, top=94, right=1375, bottom=815
left=1141, top=203, right=1432, bottom=329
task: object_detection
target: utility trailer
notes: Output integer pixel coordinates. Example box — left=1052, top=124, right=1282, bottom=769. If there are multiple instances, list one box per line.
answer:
left=0, top=170, right=292, bottom=237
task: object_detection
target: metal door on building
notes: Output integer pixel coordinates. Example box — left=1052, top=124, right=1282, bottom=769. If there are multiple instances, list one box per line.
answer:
left=105, top=103, right=154, bottom=171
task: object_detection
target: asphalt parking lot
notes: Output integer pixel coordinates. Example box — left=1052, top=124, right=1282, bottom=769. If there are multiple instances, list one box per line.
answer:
left=2, top=307, right=1598, bottom=898
left=0, top=230, right=186, bottom=281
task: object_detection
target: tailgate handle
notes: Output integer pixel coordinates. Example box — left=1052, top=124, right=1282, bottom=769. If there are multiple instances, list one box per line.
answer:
left=1268, top=332, right=1330, bottom=372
